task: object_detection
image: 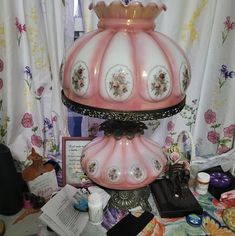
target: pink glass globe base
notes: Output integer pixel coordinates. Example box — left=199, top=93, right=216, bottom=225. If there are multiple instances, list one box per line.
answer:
left=81, top=134, right=167, bottom=190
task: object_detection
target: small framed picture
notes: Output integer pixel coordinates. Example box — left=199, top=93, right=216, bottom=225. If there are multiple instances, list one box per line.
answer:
left=62, top=137, right=92, bottom=187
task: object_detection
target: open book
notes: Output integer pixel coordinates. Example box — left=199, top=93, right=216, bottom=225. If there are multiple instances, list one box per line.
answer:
left=39, top=184, right=89, bottom=236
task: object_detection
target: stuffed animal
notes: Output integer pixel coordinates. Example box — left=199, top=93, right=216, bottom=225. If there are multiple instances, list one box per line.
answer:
left=22, top=148, right=54, bottom=181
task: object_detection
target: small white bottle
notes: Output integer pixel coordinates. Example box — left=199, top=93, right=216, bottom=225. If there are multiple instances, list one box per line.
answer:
left=88, top=193, right=103, bottom=225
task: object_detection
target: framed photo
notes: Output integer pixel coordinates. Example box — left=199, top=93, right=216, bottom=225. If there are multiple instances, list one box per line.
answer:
left=62, top=137, right=92, bottom=187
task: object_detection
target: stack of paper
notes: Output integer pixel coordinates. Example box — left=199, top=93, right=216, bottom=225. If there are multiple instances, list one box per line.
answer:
left=39, top=184, right=89, bottom=236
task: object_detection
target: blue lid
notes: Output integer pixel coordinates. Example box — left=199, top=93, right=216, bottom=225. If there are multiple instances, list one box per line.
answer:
left=186, top=214, right=202, bottom=227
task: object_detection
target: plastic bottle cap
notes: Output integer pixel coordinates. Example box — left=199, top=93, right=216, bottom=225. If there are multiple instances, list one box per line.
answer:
left=197, top=172, right=210, bottom=183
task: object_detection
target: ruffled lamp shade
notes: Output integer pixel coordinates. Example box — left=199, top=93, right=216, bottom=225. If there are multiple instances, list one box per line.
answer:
left=61, top=1, right=191, bottom=192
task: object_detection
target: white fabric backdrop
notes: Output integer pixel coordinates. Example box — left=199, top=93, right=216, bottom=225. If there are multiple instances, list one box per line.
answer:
left=0, top=0, right=67, bottom=167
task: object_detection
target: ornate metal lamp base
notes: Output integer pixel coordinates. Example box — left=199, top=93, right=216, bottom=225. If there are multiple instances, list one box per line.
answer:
left=62, top=90, right=186, bottom=121
left=106, top=186, right=152, bottom=212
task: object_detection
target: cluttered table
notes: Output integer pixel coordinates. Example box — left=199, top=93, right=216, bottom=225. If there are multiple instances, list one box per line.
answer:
left=1, top=180, right=235, bottom=236
left=146, top=189, right=235, bottom=235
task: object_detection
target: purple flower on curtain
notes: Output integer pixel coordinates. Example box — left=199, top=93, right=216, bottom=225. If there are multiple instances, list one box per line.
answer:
left=24, top=66, right=32, bottom=79
left=218, top=65, right=235, bottom=88
left=42, top=115, right=59, bottom=155
left=21, top=113, right=34, bottom=128
left=0, top=59, right=4, bottom=72
left=15, top=17, right=26, bottom=46
left=31, top=134, right=43, bottom=147
left=222, top=16, right=235, bottom=44
left=24, top=66, right=45, bottom=101
left=220, top=65, right=235, bottom=79
left=204, top=109, right=216, bottom=124
left=24, top=66, right=33, bottom=90
left=42, top=117, right=53, bottom=132
left=0, top=79, right=3, bottom=90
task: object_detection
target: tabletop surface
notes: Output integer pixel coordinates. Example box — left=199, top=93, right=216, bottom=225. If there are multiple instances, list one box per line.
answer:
left=1, top=187, right=235, bottom=236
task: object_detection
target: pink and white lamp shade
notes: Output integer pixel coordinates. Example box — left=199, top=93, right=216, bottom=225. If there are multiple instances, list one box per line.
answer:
left=61, top=0, right=191, bottom=190
left=61, top=1, right=191, bottom=115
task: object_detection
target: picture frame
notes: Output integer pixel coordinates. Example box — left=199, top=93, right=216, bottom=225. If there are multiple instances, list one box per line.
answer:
left=62, top=137, right=92, bottom=187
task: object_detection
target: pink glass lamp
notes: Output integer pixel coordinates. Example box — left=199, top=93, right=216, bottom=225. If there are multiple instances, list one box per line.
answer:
left=61, top=0, right=191, bottom=210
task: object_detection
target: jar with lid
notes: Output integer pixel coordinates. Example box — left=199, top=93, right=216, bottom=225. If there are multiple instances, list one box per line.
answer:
left=195, top=172, right=210, bottom=195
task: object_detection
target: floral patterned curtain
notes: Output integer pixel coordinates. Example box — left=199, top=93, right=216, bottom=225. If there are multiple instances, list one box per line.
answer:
left=0, top=0, right=67, bottom=168
left=80, top=0, right=235, bottom=171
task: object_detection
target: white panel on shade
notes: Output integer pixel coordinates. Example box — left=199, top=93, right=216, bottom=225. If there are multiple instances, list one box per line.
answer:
left=99, top=31, right=134, bottom=101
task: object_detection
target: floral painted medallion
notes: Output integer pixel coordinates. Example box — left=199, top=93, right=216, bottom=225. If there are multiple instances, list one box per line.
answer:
left=130, top=165, right=146, bottom=181
left=180, top=62, right=190, bottom=93
left=107, top=167, right=121, bottom=182
left=105, top=65, right=133, bottom=102
left=152, top=159, right=161, bottom=172
left=71, top=61, right=89, bottom=96
left=87, top=160, right=98, bottom=175
left=148, top=66, right=171, bottom=101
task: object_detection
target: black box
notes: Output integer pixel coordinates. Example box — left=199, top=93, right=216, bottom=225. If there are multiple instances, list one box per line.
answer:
left=150, top=179, right=203, bottom=218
